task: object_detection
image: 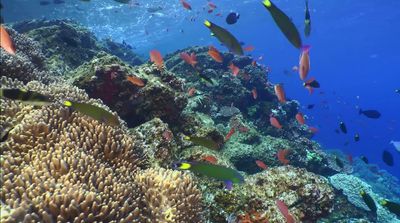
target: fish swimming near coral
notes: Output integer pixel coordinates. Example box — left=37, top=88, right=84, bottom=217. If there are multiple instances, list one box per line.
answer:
left=299, top=45, right=310, bottom=80
left=208, top=46, right=223, bottom=63
left=202, top=155, right=218, bottom=164
left=274, top=84, right=286, bottom=103
left=277, top=149, right=290, bottom=165
left=295, top=112, right=305, bottom=125
left=382, top=150, right=394, bottom=166
left=173, top=161, right=244, bottom=190
left=184, top=135, right=220, bottom=150
left=359, top=109, right=381, bottom=119
left=360, top=190, right=377, bottom=213
left=228, top=62, right=240, bottom=76
left=224, top=127, right=236, bottom=142
left=180, top=52, right=198, bottom=68
left=0, top=88, right=51, bottom=106
left=255, top=160, right=268, bottom=170
left=262, top=0, right=302, bottom=49
left=204, top=20, right=243, bottom=55
left=226, top=12, right=240, bottom=25
left=0, top=25, right=16, bottom=55
left=252, top=87, right=258, bottom=100
left=126, top=75, right=145, bottom=87
left=276, top=200, right=295, bottom=223
left=380, top=199, right=400, bottom=217
left=149, top=49, right=164, bottom=70
left=270, top=115, right=282, bottom=129
left=63, top=100, right=120, bottom=127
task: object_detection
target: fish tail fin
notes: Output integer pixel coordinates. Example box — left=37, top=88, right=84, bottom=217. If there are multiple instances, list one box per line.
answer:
left=64, top=100, right=73, bottom=107
left=301, top=45, right=311, bottom=52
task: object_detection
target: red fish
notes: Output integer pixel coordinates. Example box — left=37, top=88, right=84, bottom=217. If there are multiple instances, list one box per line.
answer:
left=277, top=149, right=290, bottom=165
left=270, top=115, right=282, bottom=129
left=0, top=25, right=16, bottom=55
left=295, top=112, right=305, bottom=125
left=180, top=52, right=198, bottom=67
left=243, top=45, right=255, bottom=52
left=276, top=200, right=295, bottom=223
left=251, top=60, right=257, bottom=67
left=208, top=2, right=217, bottom=10
left=180, top=0, right=192, bottom=10
left=208, top=46, right=223, bottom=63
left=202, top=155, right=218, bottom=164
left=309, top=126, right=319, bottom=133
left=228, top=62, right=240, bottom=76
left=126, top=75, right=145, bottom=87
left=299, top=45, right=311, bottom=80
left=225, top=127, right=236, bottom=142
left=252, top=88, right=258, bottom=99
left=149, top=50, right=164, bottom=70
left=188, top=87, right=197, bottom=97
left=274, top=84, right=286, bottom=103
left=255, top=160, right=268, bottom=170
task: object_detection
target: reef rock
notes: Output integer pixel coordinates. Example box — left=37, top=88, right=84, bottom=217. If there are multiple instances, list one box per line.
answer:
left=69, top=52, right=187, bottom=128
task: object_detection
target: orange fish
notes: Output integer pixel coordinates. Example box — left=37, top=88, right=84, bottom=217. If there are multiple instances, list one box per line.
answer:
left=299, top=45, right=311, bottom=80
left=243, top=45, right=255, bottom=52
left=225, top=127, right=236, bottom=142
left=252, top=87, right=258, bottom=99
left=180, top=52, right=197, bottom=67
left=180, top=0, right=192, bottom=10
left=149, top=50, right=164, bottom=70
left=274, top=84, right=286, bottom=103
left=276, top=200, right=295, bottom=223
left=277, top=149, right=290, bottom=165
left=251, top=60, right=257, bottom=67
left=270, top=115, right=282, bottom=129
left=126, top=75, right=145, bottom=87
left=0, top=25, right=16, bottom=55
left=255, top=160, right=268, bottom=170
left=295, top=112, right=305, bottom=125
left=188, top=87, right=197, bottom=97
left=208, top=46, right=223, bottom=63
left=202, top=155, right=218, bottom=164
left=228, top=62, right=240, bottom=76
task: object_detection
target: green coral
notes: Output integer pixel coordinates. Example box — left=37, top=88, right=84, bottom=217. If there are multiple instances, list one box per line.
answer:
left=307, top=150, right=323, bottom=162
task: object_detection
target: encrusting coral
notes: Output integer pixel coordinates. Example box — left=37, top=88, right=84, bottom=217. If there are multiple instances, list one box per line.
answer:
left=0, top=76, right=203, bottom=223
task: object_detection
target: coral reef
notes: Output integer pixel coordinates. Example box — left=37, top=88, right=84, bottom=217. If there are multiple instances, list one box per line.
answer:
left=0, top=76, right=203, bottom=223
left=329, top=174, right=399, bottom=223
left=0, top=26, right=56, bottom=84
left=69, top=52, right=187, bottom=128
left=12, top=19, right=144, bottom=75
left=200, top=166, right=334, bottom=222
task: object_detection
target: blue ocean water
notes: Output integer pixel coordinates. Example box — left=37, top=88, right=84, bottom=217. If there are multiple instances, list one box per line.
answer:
left=2, top=0, right=399, bottom=177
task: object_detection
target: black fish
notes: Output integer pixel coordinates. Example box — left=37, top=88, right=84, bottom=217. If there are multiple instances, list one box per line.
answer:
left=339, top=121, right=347, bottom=134
left=395, top=89, right=400, bottom=94
left=380, top=200, right=400, bottom=218
left=304, top=0, right=311, bottom=37
left=262, top=0, right=302, bottom=49
left=382, top=150, right=394, bottom=166
left=354, top=133, right=360, bottom=142
left=359, top=109, right=381, bottom=119
left=226, top=12, right=240, bottom=25
left=360, top=190, right=377, bottom=213
left=360, top=155, right=369, bottom=164
left=307, top=104, right=315, bottom=109
left=40, top=1, right=51, bottom=5
left=304, top=79, right=320, bottom=88
left=335, top=156, right=344, bottom=168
